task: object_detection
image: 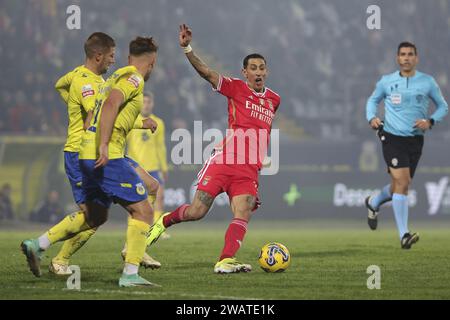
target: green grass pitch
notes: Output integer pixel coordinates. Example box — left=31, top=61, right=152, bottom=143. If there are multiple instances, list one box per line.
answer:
left=1, top=220, right=449, bottom=299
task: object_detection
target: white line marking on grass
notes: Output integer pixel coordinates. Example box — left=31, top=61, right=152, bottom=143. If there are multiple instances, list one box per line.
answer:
left=19, top=286, right=261, bottom=300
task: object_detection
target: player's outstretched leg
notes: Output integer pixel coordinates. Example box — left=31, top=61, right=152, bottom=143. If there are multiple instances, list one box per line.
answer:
left=147, top=191, right=213, bottom=247
left=214, top=218, right=252, bottom=274
left=214, top=194, right=254, bottom=274
left=155, top=183, right=171, bottom=239
left=153, top=209, right=170, bottom=239
left=21, top=210, right=93, bottom=277
left=365, top=184, right=392, bottom=230
left=146, top=206, right=185, bottom=247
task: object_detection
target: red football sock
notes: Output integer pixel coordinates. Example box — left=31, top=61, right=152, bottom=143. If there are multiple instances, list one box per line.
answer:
left=219, top=218, right=248, bottom=261
left=163, top=204, right=190, bottom=228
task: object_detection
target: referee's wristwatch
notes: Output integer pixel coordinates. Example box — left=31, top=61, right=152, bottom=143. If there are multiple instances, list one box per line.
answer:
left=428, top=118, right=435, bottom=129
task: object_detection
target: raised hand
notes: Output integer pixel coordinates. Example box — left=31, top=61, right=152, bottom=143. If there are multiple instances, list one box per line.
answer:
left=179, top=24, right=192, bottom=47
left=178, top=23, right=220, bottom=88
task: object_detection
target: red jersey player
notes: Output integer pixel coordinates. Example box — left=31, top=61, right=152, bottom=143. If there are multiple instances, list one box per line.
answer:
left=147, top=24, right=281, bottom=273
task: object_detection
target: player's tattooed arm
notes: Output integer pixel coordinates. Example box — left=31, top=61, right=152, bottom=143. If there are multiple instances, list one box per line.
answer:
left=185, top=52, right=220, bottom=89
left=179, top=24, right=220, bottom=89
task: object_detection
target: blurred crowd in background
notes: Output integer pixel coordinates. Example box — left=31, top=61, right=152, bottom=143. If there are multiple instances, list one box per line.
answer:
left=1, top=0, right=450, bottom=141
left=0, top=181, right=64, bottom=223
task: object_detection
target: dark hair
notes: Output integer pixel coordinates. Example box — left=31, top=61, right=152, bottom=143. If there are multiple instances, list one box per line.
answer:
left=129, top=37, right=158, bottom=56
left=84, top=32, right=115, bottom=59
left=397, top=42, right=417, bottom=55
left=243, top=53, right=266, bottom=68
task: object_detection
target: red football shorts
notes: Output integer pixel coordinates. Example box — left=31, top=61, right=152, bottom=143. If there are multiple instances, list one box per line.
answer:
left=196, top=151, right=260, bottom=211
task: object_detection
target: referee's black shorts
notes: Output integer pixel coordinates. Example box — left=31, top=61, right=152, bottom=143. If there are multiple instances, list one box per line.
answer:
left=378, top=129, right=424, bottom=178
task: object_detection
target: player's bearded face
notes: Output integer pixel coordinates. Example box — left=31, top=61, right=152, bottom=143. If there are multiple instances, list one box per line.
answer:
left=99, top=47, right=116, bottom=74
left=144, top=52, right=157, bottom=82
left=397, top=48, right=417, bottom=73
left=243, top=58, right=267, bottom=92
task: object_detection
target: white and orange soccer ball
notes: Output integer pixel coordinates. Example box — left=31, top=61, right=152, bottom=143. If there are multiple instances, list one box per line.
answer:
left=258, top=242, right=291, bottom=273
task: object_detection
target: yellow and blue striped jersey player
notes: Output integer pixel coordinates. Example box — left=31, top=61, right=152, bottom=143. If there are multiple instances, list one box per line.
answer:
left=22, top=32, right=115, bottom=277
left=21, top=37, right=160, bottom=287
left=55, top=33, right=114, bottom=211
left=52, top=37, right=161, bottom=275
left=126, top=91, right=170, bottom=238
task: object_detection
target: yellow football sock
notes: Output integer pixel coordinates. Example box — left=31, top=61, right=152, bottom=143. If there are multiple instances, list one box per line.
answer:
left=153, top=210, right=162, bottom=224
left=53, top=228, right=97, bottom=265
left=125, top=218, right=150, bottom=266
left=46, top=211, right=91, bottom=244
left=123, top=216, right=132, bottom=251
left=148, top=194, right=156, bottom=206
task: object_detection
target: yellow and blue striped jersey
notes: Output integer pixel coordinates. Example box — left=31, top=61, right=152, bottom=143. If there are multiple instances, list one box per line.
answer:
left=79, top=65, right=144, bottom=160
left=55, top=65, right=104, bottom=152
left=55, top=65, right=83, bottom=104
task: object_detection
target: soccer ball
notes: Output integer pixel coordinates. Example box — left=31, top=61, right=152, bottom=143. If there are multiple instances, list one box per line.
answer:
left=258, top=242, right=291, bottom=273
